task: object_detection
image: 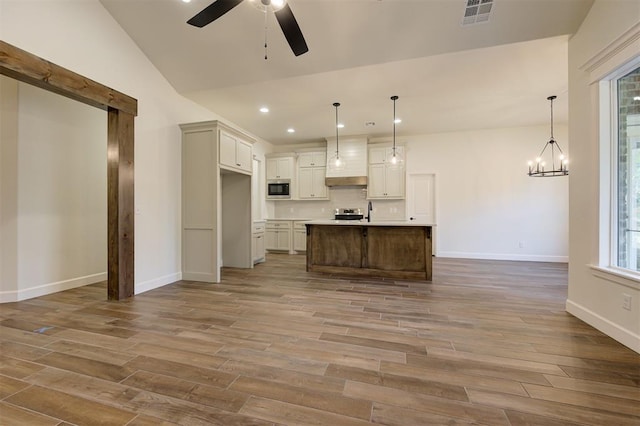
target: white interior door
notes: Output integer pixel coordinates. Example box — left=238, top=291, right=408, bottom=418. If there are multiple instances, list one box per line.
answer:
left=408, top=173, right=436, bottom=255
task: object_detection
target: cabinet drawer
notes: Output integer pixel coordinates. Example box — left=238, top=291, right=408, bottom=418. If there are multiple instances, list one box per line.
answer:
left=293, top=221, right=307, bottom=230
left=266, top=220, right=292, bottom=230
left=253, top=222, right=266, bottom=233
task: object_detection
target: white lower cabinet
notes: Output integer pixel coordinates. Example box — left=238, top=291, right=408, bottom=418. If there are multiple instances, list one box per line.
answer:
left=265, top=220, right=310, bottom=253
left=293, top=221, right=307, bottom=252
left=265, top=220, right=292, bottom=252
left=253, top=222, right=266, bottom=264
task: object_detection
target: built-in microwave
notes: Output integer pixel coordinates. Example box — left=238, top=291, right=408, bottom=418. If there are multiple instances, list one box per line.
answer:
left=267, top=180, right=291, bottom=199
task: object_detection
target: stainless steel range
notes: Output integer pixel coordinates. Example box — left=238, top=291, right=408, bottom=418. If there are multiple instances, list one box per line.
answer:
left=334, top=208, right=364, bottom=221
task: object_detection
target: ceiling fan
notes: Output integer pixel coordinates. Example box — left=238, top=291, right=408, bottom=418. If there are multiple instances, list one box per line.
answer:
left=187, top=0, right=309, bottom=57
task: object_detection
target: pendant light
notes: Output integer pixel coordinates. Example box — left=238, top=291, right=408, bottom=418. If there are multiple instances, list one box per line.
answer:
left=386, top=95, right=404, bottom=167
left=329, top=102, right=345, bottom=171
left=527, top=95, right=568, bottom=177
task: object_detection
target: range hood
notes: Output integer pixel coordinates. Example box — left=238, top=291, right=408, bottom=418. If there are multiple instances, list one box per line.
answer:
left=325, top=136, right=368, bottom=187
left=325, top=176, right=367, bottom=187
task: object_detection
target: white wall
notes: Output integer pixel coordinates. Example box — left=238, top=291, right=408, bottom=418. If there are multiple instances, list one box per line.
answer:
left=0, top=0, right=273, bottom=300
left=405, top=125, right=569, bottom=262
left=0, top=76, right=19, bottom=298
left=567, top=0, right=640, bottom=352
left=270, top=125, right=568, bottom=262
left=12, top=81, right=106, bottom=299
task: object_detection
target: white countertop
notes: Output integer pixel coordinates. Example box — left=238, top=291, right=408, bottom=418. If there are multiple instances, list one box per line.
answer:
left=266, top=218, right=313, bottom=221
left=304, top=219, right=436, bottom=227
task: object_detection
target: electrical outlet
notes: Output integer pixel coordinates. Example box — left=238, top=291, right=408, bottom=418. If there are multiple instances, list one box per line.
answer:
left=518, top=241, right=525, bottom=248
left=623, top=294, right=632, bottom=311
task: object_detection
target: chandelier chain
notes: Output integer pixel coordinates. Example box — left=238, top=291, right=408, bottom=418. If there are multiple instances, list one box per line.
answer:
left=550, top=96, right=554, bottom=140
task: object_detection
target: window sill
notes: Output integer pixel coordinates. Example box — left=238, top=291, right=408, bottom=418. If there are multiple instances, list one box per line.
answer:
left=589, top=265, right=640, bottom=291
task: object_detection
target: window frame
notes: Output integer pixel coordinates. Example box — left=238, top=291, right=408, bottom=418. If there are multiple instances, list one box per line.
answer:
left=593, top=56, right=640, bottom=290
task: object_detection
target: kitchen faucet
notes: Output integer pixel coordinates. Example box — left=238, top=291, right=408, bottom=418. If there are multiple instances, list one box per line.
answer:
left=367, top=201, right=373, bottom=222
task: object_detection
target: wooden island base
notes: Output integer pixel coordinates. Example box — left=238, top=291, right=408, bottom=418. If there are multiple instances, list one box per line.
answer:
left=306, top=223, right=433, bottom=280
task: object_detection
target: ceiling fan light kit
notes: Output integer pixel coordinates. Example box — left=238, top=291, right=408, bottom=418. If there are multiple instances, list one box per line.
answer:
left=527, top=95, right=568, bottom=177
left=187, top=0, right=309, bottom=57
left=249, top=0, right=286, bottom=12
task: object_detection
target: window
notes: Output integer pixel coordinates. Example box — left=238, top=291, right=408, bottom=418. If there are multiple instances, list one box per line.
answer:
left=615, top=66, right=640, bottom=273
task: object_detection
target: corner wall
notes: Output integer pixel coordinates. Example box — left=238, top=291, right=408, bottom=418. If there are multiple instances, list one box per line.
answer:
left=567, top=0, right=640, bottom=352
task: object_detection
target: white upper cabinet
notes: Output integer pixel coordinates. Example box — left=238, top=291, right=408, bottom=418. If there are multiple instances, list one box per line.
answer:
left=369, top=146, right=405, bottom=164
left=367, top=145, right=405, bottom=199
left=297, top=151, right=328, bottom=200
left=298, top=167, right=328, bottom=199
left=220, top=130, right=252, bottom=174
left=266, top=157, right=294, bottom=180
left=298, top=151, right=326, bottom=168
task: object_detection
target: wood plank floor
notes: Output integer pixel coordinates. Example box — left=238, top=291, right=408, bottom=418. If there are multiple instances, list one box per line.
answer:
left=1, top=254, right=639, bottom=425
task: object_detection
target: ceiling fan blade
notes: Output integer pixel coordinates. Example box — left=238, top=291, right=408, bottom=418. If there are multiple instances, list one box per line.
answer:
left=187, top=0, right=244, bottom=28
left=274, top=3, right=309, bottom=56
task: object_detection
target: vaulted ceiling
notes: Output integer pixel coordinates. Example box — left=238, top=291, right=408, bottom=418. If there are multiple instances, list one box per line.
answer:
left=100, top=0, right=594, bottom=144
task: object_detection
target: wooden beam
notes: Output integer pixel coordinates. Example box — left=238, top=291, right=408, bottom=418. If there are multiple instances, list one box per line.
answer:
left=108, top=108, right=135, bottom=300
left=0, top=40, right=137, bottom=116
left=0, top=40, right=137, bottom=301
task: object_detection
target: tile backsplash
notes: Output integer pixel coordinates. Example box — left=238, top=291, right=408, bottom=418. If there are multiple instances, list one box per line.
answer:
left=271, top=187, right=405, bottom=220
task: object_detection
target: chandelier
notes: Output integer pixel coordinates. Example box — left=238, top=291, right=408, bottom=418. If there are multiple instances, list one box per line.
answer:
left=528, top=95, right=568, bottom=177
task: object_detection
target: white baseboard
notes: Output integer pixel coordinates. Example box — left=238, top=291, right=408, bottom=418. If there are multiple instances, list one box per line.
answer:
left=0, top=272, right=107, bottom=303
left=566, top=299, right=640, bottom=354
left=437, top=251, right=568, bottom=263
left=135, top=272, right=182, bottom=295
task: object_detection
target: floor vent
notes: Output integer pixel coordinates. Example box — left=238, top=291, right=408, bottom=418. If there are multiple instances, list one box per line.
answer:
left=461, top=0, right=494, bottom=26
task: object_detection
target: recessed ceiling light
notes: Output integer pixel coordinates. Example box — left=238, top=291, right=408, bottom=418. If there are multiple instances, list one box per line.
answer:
left=181, top=0, right=191, bottom=3
left=287, top=128, right=295, bottom=133
left=394, top=118, right=402, bottom=124
left=259, top=107, right=269, bottom=113
left=337, top=123, right=345, bottom=129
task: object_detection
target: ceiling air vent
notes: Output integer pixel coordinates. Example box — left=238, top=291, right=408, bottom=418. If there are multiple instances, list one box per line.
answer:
left=461, top=0, right=494, bottom=26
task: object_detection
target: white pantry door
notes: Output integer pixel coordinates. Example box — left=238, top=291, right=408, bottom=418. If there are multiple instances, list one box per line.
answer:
left=407, top=173, right=436, bottom=255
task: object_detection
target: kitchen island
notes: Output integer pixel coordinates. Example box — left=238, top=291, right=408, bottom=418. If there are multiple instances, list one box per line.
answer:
left=305, top=220, right=433, bottom=280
